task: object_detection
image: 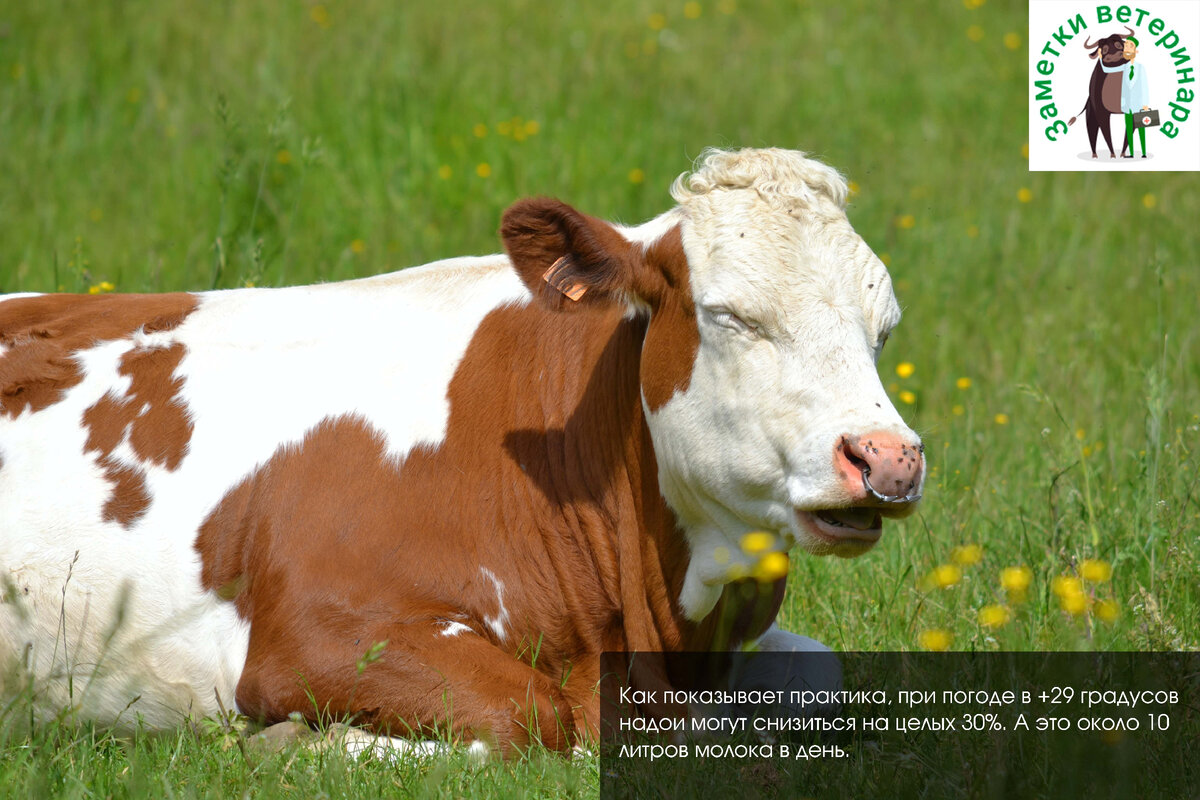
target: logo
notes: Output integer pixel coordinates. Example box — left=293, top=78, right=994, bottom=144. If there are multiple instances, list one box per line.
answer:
left=1028, top=1, right=1200, bottom=171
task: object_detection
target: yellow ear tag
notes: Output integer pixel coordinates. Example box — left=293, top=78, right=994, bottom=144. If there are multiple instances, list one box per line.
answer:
left=542, top=256, right=588, bottom=301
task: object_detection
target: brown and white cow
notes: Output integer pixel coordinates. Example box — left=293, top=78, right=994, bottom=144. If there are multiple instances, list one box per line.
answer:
left=0, top=148, right=922, bottom=757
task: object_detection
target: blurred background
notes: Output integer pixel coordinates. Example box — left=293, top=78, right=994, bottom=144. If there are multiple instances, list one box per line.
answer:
left=1, top=0, right=1196, bottom=650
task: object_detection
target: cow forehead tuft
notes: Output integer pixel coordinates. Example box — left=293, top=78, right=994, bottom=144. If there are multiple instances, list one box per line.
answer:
left=670, top=147, right=849, bottom=212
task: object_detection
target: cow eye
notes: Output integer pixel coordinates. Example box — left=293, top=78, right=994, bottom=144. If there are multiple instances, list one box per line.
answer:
left=708, top=307, right=760, bottom=337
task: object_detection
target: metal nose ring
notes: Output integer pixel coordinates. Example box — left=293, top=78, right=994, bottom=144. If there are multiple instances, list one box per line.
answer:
left=862, top=471, right=922, bottom=504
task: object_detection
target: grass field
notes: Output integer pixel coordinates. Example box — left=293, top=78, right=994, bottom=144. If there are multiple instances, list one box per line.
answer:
left=2, top=0, right=1198, bottom=797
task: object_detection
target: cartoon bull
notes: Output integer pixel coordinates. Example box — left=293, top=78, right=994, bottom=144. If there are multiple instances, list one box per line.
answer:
left=1068, top=26, right=1135, bottom=158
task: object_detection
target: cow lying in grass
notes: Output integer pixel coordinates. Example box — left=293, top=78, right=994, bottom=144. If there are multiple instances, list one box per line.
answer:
left=0, top=147, right=922, bottom=758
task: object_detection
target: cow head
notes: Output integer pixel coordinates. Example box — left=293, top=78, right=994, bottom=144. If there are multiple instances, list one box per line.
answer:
left=502, top=148, right=924, bottom=620
left=1084, top=26, right=1135, bottom=65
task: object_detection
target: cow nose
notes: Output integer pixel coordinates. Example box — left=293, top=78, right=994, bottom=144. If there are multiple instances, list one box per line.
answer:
left=835, top=432, right=924, bottom=503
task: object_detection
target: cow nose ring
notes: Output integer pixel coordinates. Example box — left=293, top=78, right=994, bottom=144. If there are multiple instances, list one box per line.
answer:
left=862, top=471, right=922, bottom=504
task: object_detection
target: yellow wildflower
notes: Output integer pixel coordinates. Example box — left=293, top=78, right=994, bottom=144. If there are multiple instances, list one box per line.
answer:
left=978, top=604, right=1012, bottom=629
left=740, top=532, right=775, bottom=555
left=1080, top=559, right=1112, bottom=583
left=684, top=2, right=702, bottom=19
left=1094, top=599, right=1120, bottom=623
left=918, top=629, right=953, bottom=651
left=437, top=165, right=453, bottom=180
left=753, top=552, right=789, bottom=583
left=967, top=25, right=985, bottom=42
left=1003, top=32, right=1022, bottom=50
left=1000, top=566, right=1033, bottom=597
left=475, top=163, right=492, bottom=178
left=648, top=12, right=667, bottom=30
left=276, top=149, right=292, bottom=165
left=1051, top=575, right=1083, bottom=598
left=930, top=564, right=962, bottom=588
left=897, top=214, right=916, bottom=230
left=896, top=362, right=915, bottom=379
left=994, top=413, right=1010, bottom=425
left=1052, top=574, right=1090, bottom=616
left=956, top=377, right=972, bottom=390
left=899, top=390, right=916, bottom=405
left=350, top=239, right=366, bottom=255
left=1017, top=187, right=1033, bottom=203
left=1060, top=592, right=1089, bottom=616
left=628, top=168, right=645, bottom=184
left=1142, top=193, right=1157, bottom=209
left=951, top=544, right=983, bottom=566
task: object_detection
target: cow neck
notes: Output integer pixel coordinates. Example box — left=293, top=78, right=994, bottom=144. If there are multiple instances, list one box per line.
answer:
left=446, top=297, right=691, bottom=657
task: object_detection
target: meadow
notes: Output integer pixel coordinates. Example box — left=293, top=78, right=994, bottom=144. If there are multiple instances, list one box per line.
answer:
left=1, top=0, right=1198, bottom=796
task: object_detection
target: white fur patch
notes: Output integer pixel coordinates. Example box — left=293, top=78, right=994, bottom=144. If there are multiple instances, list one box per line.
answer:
left=479, top=567, right=510, bottom=643
left=335, top=726, right=489, bottom=765
left=439, top=621, right=472, bottom=637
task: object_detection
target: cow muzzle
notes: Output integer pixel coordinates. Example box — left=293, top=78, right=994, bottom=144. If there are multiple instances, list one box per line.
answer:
left=789, top=431, right=926, bottom=555
left=835, top=432, right=925, bottom=506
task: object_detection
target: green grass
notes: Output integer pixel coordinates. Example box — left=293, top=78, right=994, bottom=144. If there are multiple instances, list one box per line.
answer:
left=2, top=0, right=1199, bottom=796
left=0, top=717, right=594, bottom=799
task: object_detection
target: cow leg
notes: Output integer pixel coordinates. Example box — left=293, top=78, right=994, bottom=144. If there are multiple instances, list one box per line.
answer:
left=246, top=719, right=491, bottom=763
left=234, top=621, right=577, bottom=758
left=742, top=626, right=842, bottom=697
left=730, top=626, right=844, bottom=721
left=1086, top=111, right=1100, bottom=158
left=682, top=626, right=844, bottom=741
left=1100, top=115, right=1118, bottom=158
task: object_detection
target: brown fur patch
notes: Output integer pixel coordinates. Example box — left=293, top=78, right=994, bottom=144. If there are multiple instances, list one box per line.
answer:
left=0, top=293, right=197, bottom=419
left=639, top=226, right=700, bottom=412
left=96, top=455, right=152, bottom=526
left=79, top=342, right=194, bottom=527
left=82, top=343, right=193, bottom=470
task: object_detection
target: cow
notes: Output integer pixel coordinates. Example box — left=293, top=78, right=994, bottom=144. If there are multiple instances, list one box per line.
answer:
left=0, top=148, right=924, bottom=758
left=1068, top=26, right=1136, bottom=158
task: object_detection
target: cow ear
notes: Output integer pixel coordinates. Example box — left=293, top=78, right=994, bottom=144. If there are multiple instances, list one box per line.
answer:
left=501, top=198, right=650, bottom=310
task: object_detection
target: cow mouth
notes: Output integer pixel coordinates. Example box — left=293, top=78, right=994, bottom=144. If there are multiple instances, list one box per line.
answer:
left=796, top=507, right=883, bottom=544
